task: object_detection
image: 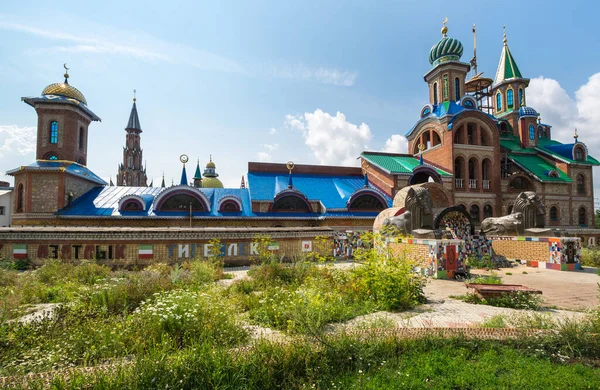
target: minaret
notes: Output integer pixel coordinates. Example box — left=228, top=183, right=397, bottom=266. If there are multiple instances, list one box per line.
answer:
left=193, top=159, right=203, bottom=188
left=161, top=172, right=165, bottom=188
left=240, top=176, right=246, bottom=189
left=117, top=90, right=148, bottom=187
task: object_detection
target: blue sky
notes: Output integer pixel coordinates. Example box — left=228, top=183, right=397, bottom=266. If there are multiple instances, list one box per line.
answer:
left=1, top=0, right=599, bottom=192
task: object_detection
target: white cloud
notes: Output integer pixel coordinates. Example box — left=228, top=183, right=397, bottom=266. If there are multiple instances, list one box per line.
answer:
left=382, top=134, right=408, bottom=154
left=263, top=143, right=279, bottom=152
left=0, top=19, right=356, bottom=86
left=0, top=125, right=36, bottom=157
left=257, top=152, right=272, bottom=162
left=286, top=109, right=371, bottom=166
left=528, top=73, right=600, bottom=197
left=268, top=63, right=357, bottom=87
left=269, top=127, right=277, bottom=135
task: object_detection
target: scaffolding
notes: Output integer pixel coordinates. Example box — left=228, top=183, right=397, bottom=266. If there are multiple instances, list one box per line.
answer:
left=465, top=23, right=494, bottom=114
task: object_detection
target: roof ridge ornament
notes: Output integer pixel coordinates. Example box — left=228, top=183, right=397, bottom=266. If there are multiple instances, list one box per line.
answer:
left=441, top=17, right=448, bottom=37
left=574, top=128, right=579, bottom=143
left=133, top=89, right=137, bottom=102
left=286, top=160, right=295, bottom=189
left=503, top=25, right=507, bottom=45
left=63, top=63, right=69, bottom=83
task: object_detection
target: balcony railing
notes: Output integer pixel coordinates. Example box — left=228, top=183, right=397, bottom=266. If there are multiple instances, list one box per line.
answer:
left=455, top=178, right=464, bottom=189
left=482, top=180, right=490, bottom=190
left=469, top=179, right=477, bottom=189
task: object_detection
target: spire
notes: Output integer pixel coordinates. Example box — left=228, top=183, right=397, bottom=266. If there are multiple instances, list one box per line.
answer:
left=126, top=91, right=142, bottom=131
left=149, top=179, right=153, bottom=187
left=193, top=159, right=202, bottom=179
left=161, top=172, right=165, bottom=188
left=63, top=63, right=69, bottom=84
left=494, top=26, right=523, bottom=86
left=286, top=161, right=295, bottom=189
left=574, top=128, right=579, bottom=143
left=240, top=176, right=246, bottom=189
left=180, top=155, right=189, bottom=186
left=109, top=176, right=114, bottom=186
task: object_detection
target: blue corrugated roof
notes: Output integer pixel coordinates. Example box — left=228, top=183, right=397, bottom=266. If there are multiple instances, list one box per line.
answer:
left=60, top=186, right=256, bottom=217
left=6, top=161, right=106, bottom=185
left=247, top=172, right=392, bottom=209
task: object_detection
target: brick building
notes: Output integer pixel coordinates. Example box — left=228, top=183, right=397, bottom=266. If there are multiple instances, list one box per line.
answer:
left=4, top=22, right=599, bottom=243
left=361, top=23, right=599, bottom=230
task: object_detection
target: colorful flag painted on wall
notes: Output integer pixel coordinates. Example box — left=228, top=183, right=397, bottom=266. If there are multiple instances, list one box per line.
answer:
left=13, top=244, right=27, bottom=259
left=139, top=244, right=153, bottom=259
left=302, top=241, right=312, bottom=252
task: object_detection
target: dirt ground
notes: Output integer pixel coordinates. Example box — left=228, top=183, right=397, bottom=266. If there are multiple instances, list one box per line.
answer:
left=425, top=264, right=600, bottom=311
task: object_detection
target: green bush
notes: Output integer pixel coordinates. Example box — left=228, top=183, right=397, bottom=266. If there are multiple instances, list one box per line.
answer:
left=455, top=291, right=542, bottom=310
left=581, top=247, right=600, bottom=268
left=351, top=247, right=426, bottom=311
left=467, top=254, right=494, bottom=269
left=470, top=274, right=503, bottom=284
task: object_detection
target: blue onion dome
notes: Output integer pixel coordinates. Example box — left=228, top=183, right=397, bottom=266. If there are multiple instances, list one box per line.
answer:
left=429, top=23, right=464, bottom=66
left=519, top=106, right=538, bottom=118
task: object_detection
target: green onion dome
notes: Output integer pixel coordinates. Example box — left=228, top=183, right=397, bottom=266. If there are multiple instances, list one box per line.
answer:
left=429, top=24, right=463, bottom=66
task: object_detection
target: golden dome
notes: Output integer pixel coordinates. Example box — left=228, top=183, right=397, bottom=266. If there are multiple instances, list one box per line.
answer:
left=41, top=82, right=87, bottom=105
left=206, top=161, right=216, bottom=169
left=202, top=177, right=223, bottom=188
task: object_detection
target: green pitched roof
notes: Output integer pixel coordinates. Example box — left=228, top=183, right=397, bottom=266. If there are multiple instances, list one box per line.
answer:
left=361, top=152, right=452, bottom=176
left=508, top=154, right=572, bottom=183
left=500, top=135, right=536, bottom=154
left=494, top=41, right=523, bottom=85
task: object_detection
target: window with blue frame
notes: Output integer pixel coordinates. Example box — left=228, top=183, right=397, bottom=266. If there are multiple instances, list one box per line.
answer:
left=50, top=121, right=58, bottom=144
left=496, top=93, right=502, bottom=111
left=518, top=88, right=524, bottom=105
left=507, top=89, right=514, bottom=109
left=529, top=124, right=535, bottom=140
left=455, top=77, right=460, bottom=101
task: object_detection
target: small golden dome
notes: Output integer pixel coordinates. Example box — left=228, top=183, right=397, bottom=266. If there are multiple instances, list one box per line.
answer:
left=206, top=161, right=216, bottom=169
left=41, top=82, right=87, bottom=105
left=201, top=177, right=223, bottom=188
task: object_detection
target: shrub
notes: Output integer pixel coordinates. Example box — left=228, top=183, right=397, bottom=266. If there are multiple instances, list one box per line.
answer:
left=467, top=254, right=494, bottom=269
left=455, top=291, right=542, bottom=310
left=581, top=247, right=600, bottom=268
left=351, top=247, right=426, bottom=311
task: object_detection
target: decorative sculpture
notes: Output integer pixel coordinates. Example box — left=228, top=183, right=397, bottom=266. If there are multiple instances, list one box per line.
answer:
left=513, top=191, right=545, bottom=229
left=382, top=187, right=433, bottom=235
left=382, top=211, right=412, bottom=235
left=481, top=212, right=524, bottom=236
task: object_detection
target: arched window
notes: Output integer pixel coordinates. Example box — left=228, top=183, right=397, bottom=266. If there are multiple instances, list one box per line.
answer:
left=518, top=88, right=524, bottom=105
left=127, top=155, right=133, bottom=169
left=496, top=92, right=502, bottom=111
left=507, top=89, right=514, bottom=109
left=550, top=206, right=558, bottom=221
left=507, top=205, right=513, bottom=214
left=529, top=124, right=535, bottom=140
left=577, top=174, right=585, bottom=194
left=272, top=195, right=310, bottom=212
left=433, top=82, right=438, bottom=105
left=500, top=122, right=509, bottom=136
left=537, top=126, right=545, bottom=139
left=467, top=123, right=475, bottom=145
left=578, top=207, right=587, bottom=226
left=483, top=204, right=493, bottom=219
left=17, top=183, right=24, bottom=212
left=480, top=129, right=489, bottom=146
left=121, top=200, right=143, bottom=211
left=501, top=156, right=513, bottom=178
left=348, top=194, right=385, bottom=210
left=78, top=127, right=85, bottom=150
left=482, top=159, right=491, bottom=185
left=454, top=157, right=464, bottom=178
left=160, top=194, right=205, bottom=211
left=49, top=121, right=59, bottom=144
left=470, top=204, right=480, bottom=222
left=574, top=146, right=585, bottom=161
left=220, top=200, right=241, bottom=213
left=455, top=77, right=460, bottom=101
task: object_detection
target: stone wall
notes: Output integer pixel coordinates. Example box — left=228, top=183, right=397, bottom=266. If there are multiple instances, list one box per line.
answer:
left=0, top=226, right=334, bottom=267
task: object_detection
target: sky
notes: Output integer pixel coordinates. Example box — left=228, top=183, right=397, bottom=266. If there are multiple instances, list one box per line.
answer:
left=1, top=0, right=599, bottom=197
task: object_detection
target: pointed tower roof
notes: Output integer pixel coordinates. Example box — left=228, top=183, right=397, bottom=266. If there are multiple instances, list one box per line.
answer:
left=126, top=92, right=142, bottom=131
left=193, top=159, right=202, bottom=180
left=180, top=165, right=188, bottom=186
left=240, top=176, right=246, bottom=189
left=494, top=27, right=524, bottom=86
left=161, top=173, right=165, bottom=188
